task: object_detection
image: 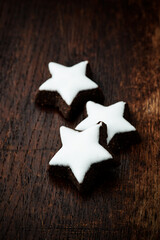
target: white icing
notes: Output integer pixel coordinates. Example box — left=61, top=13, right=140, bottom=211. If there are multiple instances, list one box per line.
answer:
left=49, top=123, right=112, bottom=184
left=75, top=101, right=136, bottom=144
left=39, top=61, right=98, bottom=105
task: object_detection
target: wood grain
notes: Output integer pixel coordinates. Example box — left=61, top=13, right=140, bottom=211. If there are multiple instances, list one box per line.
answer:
left=0, top=0, right=160, bottom=239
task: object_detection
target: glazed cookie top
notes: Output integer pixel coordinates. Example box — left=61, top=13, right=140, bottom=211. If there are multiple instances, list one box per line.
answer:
left=39, top=61, right=98, bottom=105
left=49, top=123, right=112, bottom=184
left=76, top=101, right=136, bottom=144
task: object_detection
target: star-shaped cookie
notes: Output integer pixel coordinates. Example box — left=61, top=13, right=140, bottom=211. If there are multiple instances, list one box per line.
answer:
left=36, top=61, right=104, bottom=119
left=76, top=101, right=138, bottom=150
left=49, top=123, right=113, bottom=186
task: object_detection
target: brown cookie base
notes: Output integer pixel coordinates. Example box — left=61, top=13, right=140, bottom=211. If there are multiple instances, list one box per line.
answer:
left=48, top=123, right=119, bottom=192
left=35, top=87, right=104, bottom=120
left=108, top=130, right=140, bottom=153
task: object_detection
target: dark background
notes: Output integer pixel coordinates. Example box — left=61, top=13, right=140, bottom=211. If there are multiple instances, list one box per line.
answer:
left=0, top=0, right=160, bottom=239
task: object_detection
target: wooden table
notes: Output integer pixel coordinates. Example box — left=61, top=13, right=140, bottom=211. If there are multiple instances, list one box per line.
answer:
left=0, top=0, right=160, bottom=239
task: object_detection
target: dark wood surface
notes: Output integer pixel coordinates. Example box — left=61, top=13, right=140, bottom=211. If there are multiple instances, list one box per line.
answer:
left=0, top=0, right=160, bottom=239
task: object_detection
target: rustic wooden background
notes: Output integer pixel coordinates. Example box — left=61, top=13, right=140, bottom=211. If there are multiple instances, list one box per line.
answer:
left=0, top=0, right=160, bottom=239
